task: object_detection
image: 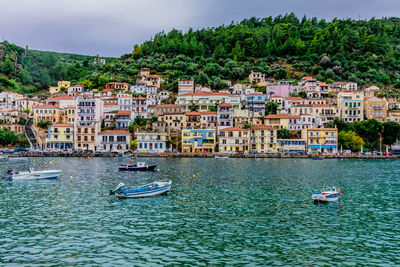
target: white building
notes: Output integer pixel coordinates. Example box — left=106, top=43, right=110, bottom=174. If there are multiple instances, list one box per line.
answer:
left=98, top=130, right=131, bottom=152
left=136, top=132, right=167, bottom=153
left=178, top=79, right=194, bottom=95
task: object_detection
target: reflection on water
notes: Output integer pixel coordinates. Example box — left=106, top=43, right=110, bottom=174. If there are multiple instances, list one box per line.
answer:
left=0, top=157, right=399, bottom=265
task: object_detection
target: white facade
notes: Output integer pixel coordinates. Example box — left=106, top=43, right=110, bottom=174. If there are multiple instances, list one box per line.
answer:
left=136, top=132, right=167, bottom=152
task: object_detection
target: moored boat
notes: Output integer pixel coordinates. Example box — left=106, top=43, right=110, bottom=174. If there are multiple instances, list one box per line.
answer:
left=3, top=168, right=62, bottom=181
left=311, top=187, right=341, bottom=202
left=110, top=180, right=172, bottom=198
left=119, top=161, right=157, bottom=171
left=0, top=156, right=8, bottom=161
left=215, top=156, right=229, bottom=159
left=8, top=157, right=28, bottom=162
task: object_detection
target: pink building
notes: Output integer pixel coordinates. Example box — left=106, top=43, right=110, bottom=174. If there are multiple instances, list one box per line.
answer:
left=266, top=85, right=290, bottom=99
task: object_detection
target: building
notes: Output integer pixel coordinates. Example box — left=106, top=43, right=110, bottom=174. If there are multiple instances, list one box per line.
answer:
left=334, top=81, right=358, bottom=91
left=178, top=79, right=194, bottom=95
left=68, top=85, right=87, bottom=97
left=266, top=85, right=290, bottom=99
left=337, top=90, right=364, bottom=122
left=245, top=93, right=266, bottom=116
left=105, top=82, right=130, bottom=92
left=75, top=96, right=103, bottom=151
left=181, top=129, right=216, bottom=153
left=45, top=124, right=74, bottom=151
left=387, top=110, right=400, bottom=123
left=364, top=97, right=388, bottom=122
left=217, top=103, right=233, bottom=130
left=301, top=128, right=338, bottom=154
left=147, top=104, right=186, bottom=117
left=176, top=92, right=241, bottom=112
left=132, top=97, right=148, bottom=118
left=49, top=81, right=71, bottom=95
left=136, top=132, right=167, bottom=153
left=312, top=104, right=339, bottom=126
left=118, top=95, right=133, bottom=111
left=264, top=114, right=301, bottom=130
left=248, top=71, right=266, bottom=86
left=98, top=130, right=131, bottom=152
left=46, top=95, right=76, bottom=109
left=277, top=139, right=306, bottom=153
left=153, top=113, right=186, bottom=132
left=33, top=105, right=62, bottom=124
left=0, top=108, right=26, bottom=135
left=200, top=111, right=218, bottom=129
left=185, top=111, right=201, bottom=129
left=249, top=125, right=277, bottom=153
left=218, top=127, right=249, bottom=152
left=115, top=110, right=132, bottom=129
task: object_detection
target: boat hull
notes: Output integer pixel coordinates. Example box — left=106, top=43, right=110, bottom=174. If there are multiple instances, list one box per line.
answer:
left=6, top=170, right=62, bottom=181
left=311, top=192, right=339, bottom=202
left=119, top=165, right=157, bottom=171
left=115, top=181, right=172, bottom=199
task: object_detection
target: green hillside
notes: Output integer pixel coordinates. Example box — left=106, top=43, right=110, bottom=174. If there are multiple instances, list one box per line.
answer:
left=2, top=14, right=400, bottom=96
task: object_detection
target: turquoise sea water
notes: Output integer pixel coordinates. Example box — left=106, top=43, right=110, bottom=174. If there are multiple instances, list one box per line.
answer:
left=0, top=157, right=399, bottom=266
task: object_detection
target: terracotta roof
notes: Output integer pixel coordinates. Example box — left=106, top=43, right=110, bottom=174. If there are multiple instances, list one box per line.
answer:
left=104, top=103, right=118, bottom=106
left=116, top=110, right=132, bottom=116
left=264, top=114, right=300, bottom=119
left=248, top=92, right=263, bottom=95
left=50, top=123, right=73, bottom=127
left=99, top=130, right=130, bottom=135
left=220, top=127, right=245, bottom=131
left=185, top=111, right=201, bottom=116
left=318, top=83, right=329, bottom=87
left=0, top=108, right=14, bottom=112
left=218, top=102, right=232, bottom=108
left=302, top=76, right=313, bottom=80
left=34, top=105, right=60, bottom=109
left=149, top=104, right=183, bottom=108
left=201, top=111, right=217, bottom=115
left=47, top=96, right=75, bottom=101
left=120, top=95, right=132, bottom=98
left=133, top=96, right=147, bottom=101
left=250, top=125, right=277, bottom=130
left=313, top=104, right=335, bottom=107
left=270, top=95, right=283, bottom=98
left=285, top=97, right=304, bottom=101
left=178, top=92, right=231, bottom=97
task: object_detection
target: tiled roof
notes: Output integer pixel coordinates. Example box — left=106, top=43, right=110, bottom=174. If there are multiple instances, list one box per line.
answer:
left=34, top=105, right=60, bottom=109
left=264, top=114, right=300, bottom=119
left=201, top=111, right=217, bottom=115
left=250, top=125, right=277, bottom=130
left=50, top=123, right=73, bottom=127
left=285, top=97, right=304, bottom=101
left=178, top=92, right=231, bottom=97
left=149, top=104, right=184, bottom=108
left=116, top=110, right=132, bottom=116
left=313, top=104, right=335, bottom=107
left=185, top=111, right=201, bottom=116
left=99, top=130, right=130, bottom=135
left=47, top=96, right=75, bottom=101
left=218, top=102, right=233, bottom=108
left=220, top=127, right=245, bottom=131
left=133, top=96, right=147, bottom=100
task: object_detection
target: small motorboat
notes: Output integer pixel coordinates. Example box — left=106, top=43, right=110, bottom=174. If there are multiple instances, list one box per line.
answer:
left=311, top=187, right=341, bottom=202
left=3, top=168, right=62, bottom=181
left=8, top=157, right=28, bottom=162
left=0, top=156, right=8, bottom=161
left=119, top=161, right=157, bottom=171
left=312, top=157, right=324, bottom=160
left=110, top=180, right=172, bottom=198
left=118, top=151, right=132, bottom=158
left=215, top=156, right=229, bottom=159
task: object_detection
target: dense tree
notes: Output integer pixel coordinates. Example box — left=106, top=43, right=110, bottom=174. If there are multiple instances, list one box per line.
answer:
left=382, top=121, right=400, bottom=146
left=338, top=130, right=365, bottom=152
left=278, top=129, right=291, bottom=139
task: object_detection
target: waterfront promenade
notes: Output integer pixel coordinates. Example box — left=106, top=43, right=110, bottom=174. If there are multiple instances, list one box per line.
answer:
left=5, top=151, right=399, bottom=159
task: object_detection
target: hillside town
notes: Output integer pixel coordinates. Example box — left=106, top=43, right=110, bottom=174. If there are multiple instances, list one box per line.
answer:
left=1, top=68, right=399, bottom=155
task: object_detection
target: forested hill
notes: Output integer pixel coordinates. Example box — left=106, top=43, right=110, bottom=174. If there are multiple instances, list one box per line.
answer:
left=2, top=14, right=400, bottom=95
left=0, top=41, right=117, bottom=95
left=127, top=14, right=400, bottom=90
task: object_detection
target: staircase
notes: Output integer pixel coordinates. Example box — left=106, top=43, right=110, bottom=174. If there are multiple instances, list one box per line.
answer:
left=25, top=118, right=40, bottom=150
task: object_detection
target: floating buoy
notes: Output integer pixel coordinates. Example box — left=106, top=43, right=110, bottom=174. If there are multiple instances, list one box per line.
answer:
left=88, top=156, right=90, bottom=159
left=129, top=160, right=133, bottom=164
left=40, top=165, right=44, bottom=169
left=50, top=161, right=53, bottom=164
left=70, top=176, right=73, bottom=179
left=197, top=173, right=199, bottom=175
left=192, top=174, right=196, bottom=178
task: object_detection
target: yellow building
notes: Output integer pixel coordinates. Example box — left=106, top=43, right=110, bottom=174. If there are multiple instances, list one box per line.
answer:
left=249, top=125, right=277, bottom=153
left=337, top=90, right=364, bottom=122
left=49, top=81, right=71, bottom=95
left=181, top=129, right=216, bottom=153
left=45, top=123, right=74, bottom=151
left=388, top=110, right=400, bottom=123
left=33, top=105, right=63, bottom=124
left=264, top=114, right=300, bottom=130
left=219, top=127, right=249, bottom=152
left=301, top=128, right=338, bottom=153
left=364, top=97, right=388, bottom=122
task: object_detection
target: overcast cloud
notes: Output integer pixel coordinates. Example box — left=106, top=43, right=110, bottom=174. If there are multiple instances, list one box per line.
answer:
left=1, top=0, right=400, bottom=57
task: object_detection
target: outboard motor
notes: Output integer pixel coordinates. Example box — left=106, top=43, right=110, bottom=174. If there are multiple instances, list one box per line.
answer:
left=110, top=183, right=125, bottom=195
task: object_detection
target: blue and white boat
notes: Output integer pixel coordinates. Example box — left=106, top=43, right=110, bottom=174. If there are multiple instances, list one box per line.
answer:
left=311, top=187, right=341, bottom=202
left=110, top=180, right=172, bottom=199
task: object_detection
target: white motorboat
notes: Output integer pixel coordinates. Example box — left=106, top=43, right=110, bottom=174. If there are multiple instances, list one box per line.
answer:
left=110, top=180, right=172, bottom=198
left=215, top=156, right=229, bottom=159
left=0, top=156, right=8, bottom=161
left=3, top=168, right=62, bottom=181
left=311, top=187, right=341, bottom=202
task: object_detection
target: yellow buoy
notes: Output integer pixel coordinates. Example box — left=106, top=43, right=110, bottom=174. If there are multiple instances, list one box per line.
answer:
left=197, top=173, right=199, bottom=175
left=70, top=176, right=73, bottom=179
left=50, top=161, right=53, bottom=164
left=193, top=174, right=196, bottom=178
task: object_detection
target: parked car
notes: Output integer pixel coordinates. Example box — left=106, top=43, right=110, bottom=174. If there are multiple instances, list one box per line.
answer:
left=73, top=149, right=83, bottom=154
left=249, top=151, right=260, bottom=155
left=383, top=152, right=394, bottom=156
left=84, top=149, right=94, bottom=154
left=2, top=149, right=14, bottom=154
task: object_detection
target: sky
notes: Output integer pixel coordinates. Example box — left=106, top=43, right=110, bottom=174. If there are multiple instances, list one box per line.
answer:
left=1, top=0, right=400, bottom=57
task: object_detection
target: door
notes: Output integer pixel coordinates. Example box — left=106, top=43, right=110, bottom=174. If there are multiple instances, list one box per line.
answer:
left=149, top=143, right=153, bottom=151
